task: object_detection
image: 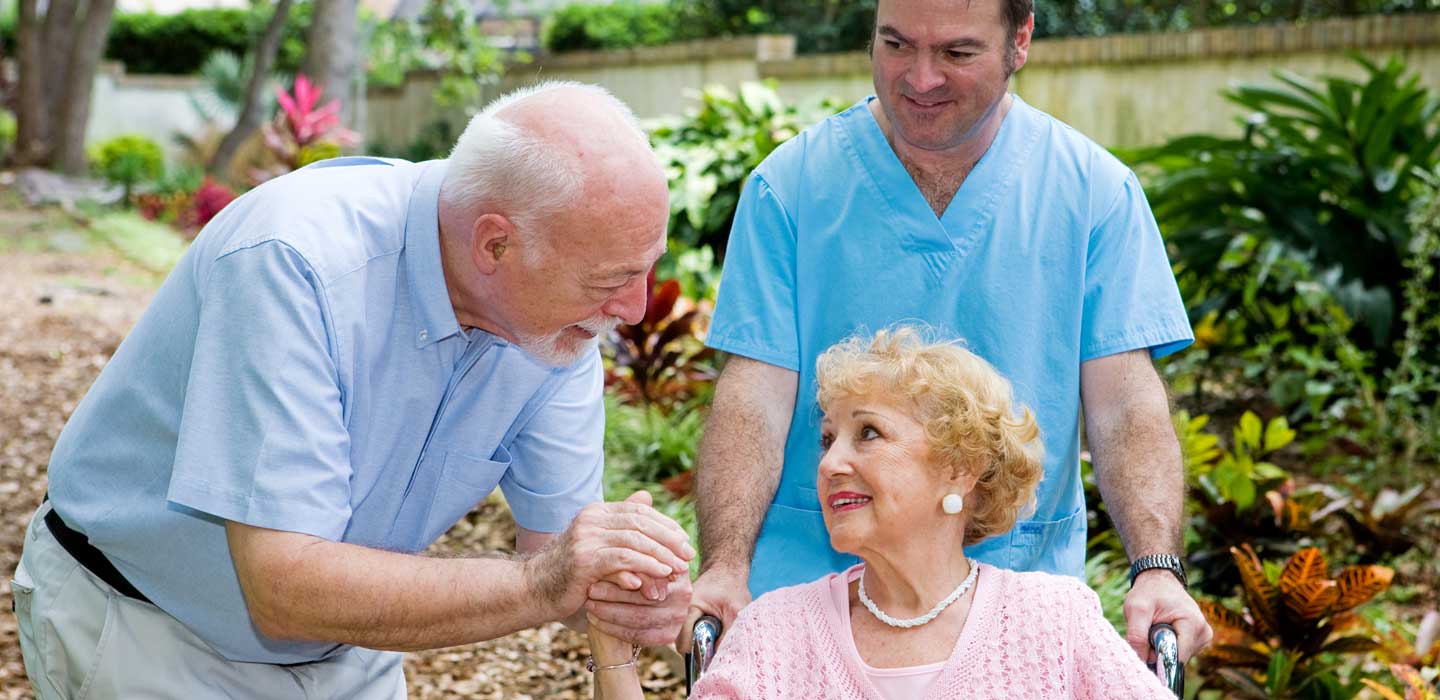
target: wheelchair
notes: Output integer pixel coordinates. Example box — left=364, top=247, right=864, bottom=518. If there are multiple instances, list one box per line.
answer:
left=685, top=616, right=1185, bottom=698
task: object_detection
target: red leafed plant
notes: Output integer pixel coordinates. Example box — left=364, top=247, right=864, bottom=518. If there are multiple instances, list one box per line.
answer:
left=253, top=74, right=359, bottom=183
left=1200, top=545, right=1394, bottom=698
left=191, top=177, right=237, bottom=229
left=606, top=269, right=717, bottom=411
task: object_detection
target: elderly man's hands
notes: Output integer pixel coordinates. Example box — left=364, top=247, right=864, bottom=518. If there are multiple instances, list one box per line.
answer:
left=1124, top=569, right=1213, bottom=663
left=526, top=491, right=693, bottom=642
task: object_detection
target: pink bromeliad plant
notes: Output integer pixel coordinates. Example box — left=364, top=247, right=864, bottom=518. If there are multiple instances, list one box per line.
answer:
left=253, top=74, right=360, bottom=183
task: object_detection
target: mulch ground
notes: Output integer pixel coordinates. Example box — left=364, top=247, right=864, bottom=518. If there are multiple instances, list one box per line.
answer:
left=0, top=196, right=686, bottom=699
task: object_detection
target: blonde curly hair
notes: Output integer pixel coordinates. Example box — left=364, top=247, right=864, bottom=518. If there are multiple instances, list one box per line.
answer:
left=815, top=326, right=1044, bottom=545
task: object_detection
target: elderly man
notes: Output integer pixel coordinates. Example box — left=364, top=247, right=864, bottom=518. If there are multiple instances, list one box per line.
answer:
left=677, top=0, right=1214, bottom=665
left=11, top=82, right=692, bottom=698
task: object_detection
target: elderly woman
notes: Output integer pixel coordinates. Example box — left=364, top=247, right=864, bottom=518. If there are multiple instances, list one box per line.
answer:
left=641, top=327, right=1172, bottom=699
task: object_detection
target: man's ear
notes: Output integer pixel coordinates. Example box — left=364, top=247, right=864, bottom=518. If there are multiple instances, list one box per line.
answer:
left=470, top=213, right=513, bottom=275
left=1011, top=14, right=1034, bottom=72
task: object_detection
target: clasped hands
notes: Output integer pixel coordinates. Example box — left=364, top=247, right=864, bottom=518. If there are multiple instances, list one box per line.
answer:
left=526, top=491, right=694, bottom=647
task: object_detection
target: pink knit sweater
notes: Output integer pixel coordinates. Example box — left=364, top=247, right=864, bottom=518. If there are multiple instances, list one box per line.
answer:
left=691, top=563, right=1176, bottom=699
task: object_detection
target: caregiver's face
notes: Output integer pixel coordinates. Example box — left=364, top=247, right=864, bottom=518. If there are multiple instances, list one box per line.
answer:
left=818, top=392, right=950, bottom=556
left=870, top=0, right=1030, bottom=153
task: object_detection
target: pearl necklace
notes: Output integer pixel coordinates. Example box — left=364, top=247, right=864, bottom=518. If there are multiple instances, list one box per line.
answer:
left=857, top=559, right=978, bottom=629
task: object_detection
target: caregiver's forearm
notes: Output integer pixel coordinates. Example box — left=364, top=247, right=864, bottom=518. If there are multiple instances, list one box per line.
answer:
left=694, top=356, right=797, bottom=575
left=1081, top=350, right=1185, bottom=558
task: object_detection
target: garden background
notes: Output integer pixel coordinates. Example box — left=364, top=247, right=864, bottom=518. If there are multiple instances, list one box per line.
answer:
left=1, top=0, right=1439, bottom=698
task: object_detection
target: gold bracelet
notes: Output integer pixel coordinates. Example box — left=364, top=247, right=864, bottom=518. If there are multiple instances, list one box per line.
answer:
left=585, top=644, right=641, bottom=673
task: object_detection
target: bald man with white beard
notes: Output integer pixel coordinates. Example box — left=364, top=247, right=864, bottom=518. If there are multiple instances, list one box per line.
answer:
left=13, top=82, right=693, bottom=699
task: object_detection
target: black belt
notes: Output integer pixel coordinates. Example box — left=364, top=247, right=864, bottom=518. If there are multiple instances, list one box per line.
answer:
left=42, top=495, right=152, bottom=604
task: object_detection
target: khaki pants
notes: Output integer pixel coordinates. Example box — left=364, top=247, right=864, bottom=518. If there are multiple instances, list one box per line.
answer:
left=11, top=501, right=407, bottom=700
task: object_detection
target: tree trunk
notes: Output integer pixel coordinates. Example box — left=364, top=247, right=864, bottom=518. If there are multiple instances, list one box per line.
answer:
left=208, top=0, right=296, bottom=177
left=301, top=0, right=359, bottom=128
left=52, top=0, right=118, bottom=175
left=40, top=0, right=81, bottom=118
left=13, top=0, right=48, bottom=165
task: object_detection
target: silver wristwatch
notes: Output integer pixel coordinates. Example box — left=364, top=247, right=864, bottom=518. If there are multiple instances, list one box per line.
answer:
left=1128, top=553, right=1188, bottom=589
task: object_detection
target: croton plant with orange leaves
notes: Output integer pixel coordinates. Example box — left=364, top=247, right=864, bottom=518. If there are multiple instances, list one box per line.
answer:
left=1201, top=544, right=1394, bottom=698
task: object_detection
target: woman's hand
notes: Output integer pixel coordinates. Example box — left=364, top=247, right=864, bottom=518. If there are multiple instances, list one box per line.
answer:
left=588, top=613, right=644, bottom=700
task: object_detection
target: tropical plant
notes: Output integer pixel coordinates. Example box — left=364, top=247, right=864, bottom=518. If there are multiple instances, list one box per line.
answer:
left=366, top=0, right=511, bottom=109
left=90, top=134, right=166, bottom=204
left=649, top=81, right=841, bottom=257
left=606, top=272, right=718, bottom=411
left=1189, top=411, right=1295, bottom=512
left=1201, top=545, right=1394, bottom=699
left=0, top=109, right=16, bottom=162
left=1374, top=609, right=1440, bottom=671
left=603, top=394, right=706, bottom=496
left=1084, top=535, right=1130, bottom=635
left=252, top=73, right=358, bottom=183
left=1334, top=485, right=1440, bottom=563
left=1361, top=665, right=1440, bottom=700
left=1133, top=55, right=1440, bottom=355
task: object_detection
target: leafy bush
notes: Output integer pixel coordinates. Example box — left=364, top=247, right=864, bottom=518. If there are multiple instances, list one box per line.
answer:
left=1134, top=55, right=1440, bottom=352
left=603, top=394, right=706, bottom=495
left=367, top=0, right=510, bottom=109
left=252, top=74, right=358, bottom=183
left=1201, top=545, right=1394, bottom=699
left=606, top=273, right=717, bottom=411
left=102, top=7, right=309, bottom=75
left=543, top=1, right=689, bottom=52
left=649, top=81, right=840, bottom=257
left=0, top=109, right=16, bottom=162
left=90, top=134, right=166, bottom=203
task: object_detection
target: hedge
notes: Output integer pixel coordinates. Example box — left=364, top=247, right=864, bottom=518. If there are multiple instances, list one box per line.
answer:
left=0, top=6, right=309, bottom=75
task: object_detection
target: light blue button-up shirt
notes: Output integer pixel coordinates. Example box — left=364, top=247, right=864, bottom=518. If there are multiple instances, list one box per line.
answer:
left=46, top=157, right=605, bottom=664
left=707, top=96, right=1192, bottom=597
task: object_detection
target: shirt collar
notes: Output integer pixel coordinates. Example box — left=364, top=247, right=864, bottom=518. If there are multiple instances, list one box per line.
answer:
left=405, top=160, right=463, bottom=349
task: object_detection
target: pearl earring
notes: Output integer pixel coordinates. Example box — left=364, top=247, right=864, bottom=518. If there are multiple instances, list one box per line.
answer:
left=942, top=493, right=964, bottom=515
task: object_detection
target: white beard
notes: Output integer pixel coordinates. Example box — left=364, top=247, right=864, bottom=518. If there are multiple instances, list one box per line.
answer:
left=516, top=315, right=621, bottom=367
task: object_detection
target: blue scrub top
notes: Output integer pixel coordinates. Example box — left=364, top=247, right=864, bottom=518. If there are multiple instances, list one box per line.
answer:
left=706, top=96, right=1192, bottom=596
left=46, top=158, right=606, bottom=663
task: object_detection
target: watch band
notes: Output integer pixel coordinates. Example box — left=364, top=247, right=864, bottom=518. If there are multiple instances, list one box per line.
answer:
left=1129, top=553, right=1188, bottom=589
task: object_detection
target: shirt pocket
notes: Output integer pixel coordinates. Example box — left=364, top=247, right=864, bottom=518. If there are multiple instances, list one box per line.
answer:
left=1005, top=506, right=1087, bottom=576
left=385, top=449, right=512, bottom=552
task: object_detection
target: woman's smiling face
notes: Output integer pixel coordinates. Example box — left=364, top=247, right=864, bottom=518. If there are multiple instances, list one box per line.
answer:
left=817, top=392, right=962, bottom=557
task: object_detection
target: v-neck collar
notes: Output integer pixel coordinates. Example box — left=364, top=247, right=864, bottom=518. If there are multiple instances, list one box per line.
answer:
left=836, top=94, right=1041, bottom=282
left=823, top=562, right=997, bottom=700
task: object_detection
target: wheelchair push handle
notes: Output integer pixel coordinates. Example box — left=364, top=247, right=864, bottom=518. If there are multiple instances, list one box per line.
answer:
left=1150, top=623, right=1185, bottom=697
left=685, top=615, right=722, bottom=695
left=687, top=617, right=1186, bottom=698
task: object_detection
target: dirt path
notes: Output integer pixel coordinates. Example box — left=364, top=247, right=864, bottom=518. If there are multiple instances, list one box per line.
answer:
left=0, top=196, right=684, bottom=699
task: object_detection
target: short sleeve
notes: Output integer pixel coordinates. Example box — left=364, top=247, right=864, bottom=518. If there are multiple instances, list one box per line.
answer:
left=1080, top=171, right=1193, bottom=362
left=706, top=173, right=801, bottom=371
left=167, top=241, right=353, bottom=540
left=499, top=351, right=605, bottom=533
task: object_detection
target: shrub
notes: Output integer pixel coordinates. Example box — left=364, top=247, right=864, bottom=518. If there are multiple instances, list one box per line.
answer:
left=252, top=74, right=358, bottom=183
left=1133, top=55, right=1440, bottom=353
left=102, top=7, right=309, bottom=75
left=90, top=134, right=166, bottom=203
left=649, top=81, right=841, bottom=257
left=543, top=1, right=687, bottom=52
left=0, top=109, right=16, bottom=162
left=1201, top=545, right=1394, bottom=700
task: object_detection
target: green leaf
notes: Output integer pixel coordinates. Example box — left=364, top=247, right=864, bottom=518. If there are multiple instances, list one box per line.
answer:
left=1262, top=417, right=1296, bottom=453
left=1237, top=411, right=1264, bottom=451
left=1232, top=475, right=1257, bottom=511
